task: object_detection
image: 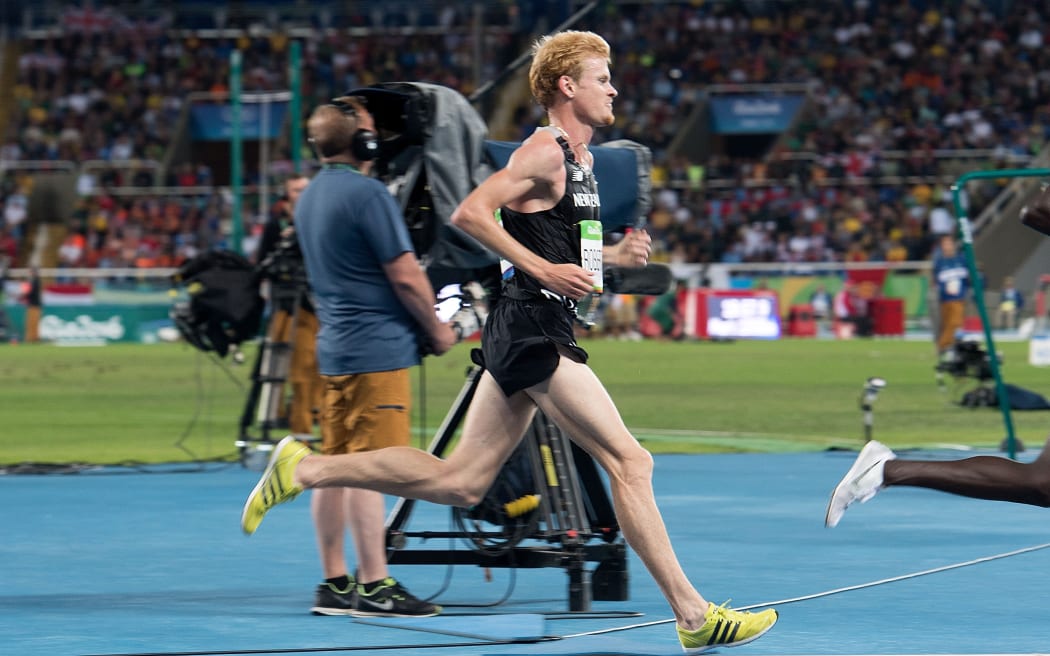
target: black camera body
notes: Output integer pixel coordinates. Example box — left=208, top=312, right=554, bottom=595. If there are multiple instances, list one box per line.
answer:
left=936, top=338, right=1000, bottom=381
left=258, top=231, right=309, bottom=309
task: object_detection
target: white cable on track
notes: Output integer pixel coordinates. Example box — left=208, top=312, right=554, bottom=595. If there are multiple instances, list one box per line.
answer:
left=561, top=540, right=1050, bottom=639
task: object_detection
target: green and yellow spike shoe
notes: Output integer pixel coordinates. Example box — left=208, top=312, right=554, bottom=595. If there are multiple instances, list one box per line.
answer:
left=241, top=436, right=311, bottom=535
left=677, top=603, right=778, bottom=654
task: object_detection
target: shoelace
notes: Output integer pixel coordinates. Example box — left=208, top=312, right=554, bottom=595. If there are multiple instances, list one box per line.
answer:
left=708, top=599, right=733, bottom=618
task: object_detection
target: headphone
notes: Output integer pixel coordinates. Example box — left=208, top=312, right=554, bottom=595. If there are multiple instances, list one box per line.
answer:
left=331, top=97, right=379, bottom=161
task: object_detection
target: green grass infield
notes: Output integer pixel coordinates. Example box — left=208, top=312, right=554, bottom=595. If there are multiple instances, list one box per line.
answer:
left=2, top=337, right=1047, bottom=466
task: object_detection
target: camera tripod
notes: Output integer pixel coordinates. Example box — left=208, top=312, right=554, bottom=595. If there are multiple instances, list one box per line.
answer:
left=384, top=365, right=629, bottom=612
left=237, top=284, right=312, bottom=463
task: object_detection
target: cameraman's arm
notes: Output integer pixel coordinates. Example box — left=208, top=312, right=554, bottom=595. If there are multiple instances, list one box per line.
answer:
left=384, top=252, right=457, bottom=356
left=604, top=228, right=652, bottom=267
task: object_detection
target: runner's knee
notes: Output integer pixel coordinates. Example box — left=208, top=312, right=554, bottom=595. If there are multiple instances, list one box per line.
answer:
left=605, top=443, right=654, bottom=487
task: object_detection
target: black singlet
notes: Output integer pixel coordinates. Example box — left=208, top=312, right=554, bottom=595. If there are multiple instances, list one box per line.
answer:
left=471, top=128, right=601, bottom=396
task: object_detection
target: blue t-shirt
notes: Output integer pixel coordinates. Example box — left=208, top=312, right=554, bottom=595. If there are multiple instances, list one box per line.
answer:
left=933, top=252, right=969, bottom=302
left=295, top=166, right=419, bottom=374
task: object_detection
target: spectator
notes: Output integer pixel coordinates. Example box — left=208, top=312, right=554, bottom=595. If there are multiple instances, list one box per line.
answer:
left=23, top=265, right=42, bottom=343
left=0, top=254, right=10, bottom=340
left=996, top=275, right=1024, bottom=331
left=601, top=293, right=642, bottom=341
left=833, top=281, right=871, bottom=338
left=647, top=280, right=686, bottom=340
left=932, top=234, right=970, bottom=354
left=809, top=282, right=832, bottom=325
left=927, top=195, right=955, bottom=238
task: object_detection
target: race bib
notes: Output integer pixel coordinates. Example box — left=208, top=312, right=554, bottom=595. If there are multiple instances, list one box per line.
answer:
left=580, top=220, right=603, bottom=293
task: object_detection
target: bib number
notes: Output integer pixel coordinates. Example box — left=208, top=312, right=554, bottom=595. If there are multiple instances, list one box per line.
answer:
left=580, top=220, right=603, bottom=293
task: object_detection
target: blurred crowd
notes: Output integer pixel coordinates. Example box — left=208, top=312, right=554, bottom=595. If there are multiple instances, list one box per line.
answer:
left=2, top=0, right=1049, bottom=273
left=583, top=0, right=1050, bottom=266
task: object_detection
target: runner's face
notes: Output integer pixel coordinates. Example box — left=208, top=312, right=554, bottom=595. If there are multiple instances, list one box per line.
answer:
left=572, top=57, right=617, bottom=127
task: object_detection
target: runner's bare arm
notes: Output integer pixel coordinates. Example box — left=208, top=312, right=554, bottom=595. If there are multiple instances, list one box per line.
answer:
left=451, top=133, right=595, bottom=299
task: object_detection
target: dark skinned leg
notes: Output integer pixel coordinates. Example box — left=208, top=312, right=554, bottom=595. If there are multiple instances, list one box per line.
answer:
left=883, top=437, right=1050, bottom=507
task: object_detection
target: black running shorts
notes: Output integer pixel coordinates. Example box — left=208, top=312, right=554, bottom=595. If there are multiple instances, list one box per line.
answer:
left=471, top=297, right=589, bottom=397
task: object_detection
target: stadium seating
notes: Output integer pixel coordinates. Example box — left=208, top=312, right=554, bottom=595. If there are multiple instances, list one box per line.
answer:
left=1, top=0, right=1046, bottom=273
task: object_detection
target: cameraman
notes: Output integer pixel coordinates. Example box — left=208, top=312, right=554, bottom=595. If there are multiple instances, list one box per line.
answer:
left=932, top=234, right=969, bottom=355
left=293, top=97, right=454, bottom=617
left=257, top=174, right=324, bottom=437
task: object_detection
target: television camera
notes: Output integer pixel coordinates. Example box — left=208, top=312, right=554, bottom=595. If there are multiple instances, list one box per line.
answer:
left=256, top=230, right=308, bottom=310
left=936, top=337, right=1003, bottom=407
left=936, top=338, right=1001, bottom=383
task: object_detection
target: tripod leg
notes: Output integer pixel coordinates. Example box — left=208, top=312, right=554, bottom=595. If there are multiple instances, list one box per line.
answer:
left=567, top=557, right=591, bottom=612
left=257, top=307, right=295, bottom=436
left=526, top=413, right=600, bottom=612
left=571, top=442, right=618, bottom=533
left=238, top=336, right=266, bottom=443
left=238, top=302, right=297, bottom=468
left=526, top=417, right=574, bottom=537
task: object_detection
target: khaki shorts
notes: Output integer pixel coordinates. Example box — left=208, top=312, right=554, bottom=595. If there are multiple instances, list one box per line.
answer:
left=938, top=299, right=965, bottom=352
left=320, top=368, right=411, bottom=455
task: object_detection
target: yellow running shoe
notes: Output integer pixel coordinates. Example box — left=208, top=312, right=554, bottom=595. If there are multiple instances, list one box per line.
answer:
left=241, top=436, right=311, bottom=535
left=677, top=603, right=778, bottom=654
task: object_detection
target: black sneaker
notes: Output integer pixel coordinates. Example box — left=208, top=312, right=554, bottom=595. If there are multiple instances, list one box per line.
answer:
left=310, top=581, right=357, bottom=616
left=350, top=577, right=440, bottom=617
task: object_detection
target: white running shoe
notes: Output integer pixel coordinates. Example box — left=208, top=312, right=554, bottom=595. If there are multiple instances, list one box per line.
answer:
left=825, top=440, right=897, bottom=528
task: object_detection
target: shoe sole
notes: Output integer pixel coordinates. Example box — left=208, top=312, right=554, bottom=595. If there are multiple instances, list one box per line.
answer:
left=241, top=435, right=299, bottom=535
left=348, top=608, right=441, bottom=618
left=681, top=611, right=778, bottom=654
left=310, top=607, right=355, bottom=616
left=824, top=441, right=886, bottom=527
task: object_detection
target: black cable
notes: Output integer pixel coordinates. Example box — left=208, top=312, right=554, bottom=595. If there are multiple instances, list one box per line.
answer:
left=432, top=551, right=519, bottom=610
left=435, top=579, right=517, bottom=609
left=416, top=505, right=519, bottom=608
left=202, top=346, right=248, bottom=390
left=175, top=340, right=251, bottom=466
left=449, top=490, right=539, bottom=557
left=172, top=349, right=209, bottom=462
